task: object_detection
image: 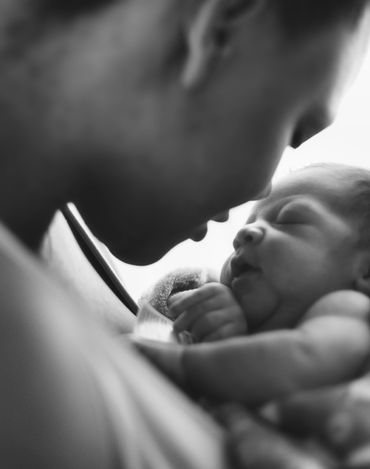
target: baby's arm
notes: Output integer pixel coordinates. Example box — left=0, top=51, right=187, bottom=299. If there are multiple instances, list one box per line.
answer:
left=138, top=291, right=370, bottom=407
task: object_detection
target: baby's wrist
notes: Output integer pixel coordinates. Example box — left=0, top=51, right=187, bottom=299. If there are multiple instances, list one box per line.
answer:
left=181, top=347, right=203, bottom=397
left=134, top=338, right=186, bottom=384
left=168, top=344, right=187, bottom=385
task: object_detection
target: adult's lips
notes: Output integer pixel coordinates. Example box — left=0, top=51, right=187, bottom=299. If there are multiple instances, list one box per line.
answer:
left=189, top=211, right=229, bottom=242
left=189, top=224, right=208, bottom=242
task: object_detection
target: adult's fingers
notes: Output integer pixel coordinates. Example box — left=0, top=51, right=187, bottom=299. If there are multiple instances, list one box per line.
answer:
left=215, top=403, right=335, bottom=469
left=345, top=444, right=370, bottom=468
left=267, top=375, right=370, bottom=457
left=134, top=338, right=186, bottom=384
left=263, top=386, right=347, bottom=437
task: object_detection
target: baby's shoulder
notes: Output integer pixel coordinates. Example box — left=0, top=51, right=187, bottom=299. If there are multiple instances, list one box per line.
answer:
left=301, top=290, right=370, bottom=325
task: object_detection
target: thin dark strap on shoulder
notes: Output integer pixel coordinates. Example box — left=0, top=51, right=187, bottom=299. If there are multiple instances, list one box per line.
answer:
left=61, top=204, right=138, bottom=315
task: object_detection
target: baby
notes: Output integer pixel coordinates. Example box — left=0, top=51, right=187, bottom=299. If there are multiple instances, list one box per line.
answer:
left=137, top=163, right=370, bottom=408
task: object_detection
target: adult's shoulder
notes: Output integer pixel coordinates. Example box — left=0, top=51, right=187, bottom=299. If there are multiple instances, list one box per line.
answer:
left=0, top=222, right=115, bottom=468
left=0, top=222, right=228, bottom=469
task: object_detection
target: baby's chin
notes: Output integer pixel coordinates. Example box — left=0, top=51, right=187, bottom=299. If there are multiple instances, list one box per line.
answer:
left=231, top=293, right=279, bottom=333
left=250, top=304, right=305, bottom=333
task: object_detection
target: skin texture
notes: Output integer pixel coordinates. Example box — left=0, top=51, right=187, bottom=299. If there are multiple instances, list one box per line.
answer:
left=1, top=1, right=370, bottom=468
left=139, top=166, right=370, bottom=405
left=169, top=283, right=247, bottom=342
left=0, top=0, right=369, bottom=263
left=221, top=166, right=370, bottom=332
left=169, top=165, right=370, bottom=340
left=140, top=290, right=370, bottom=405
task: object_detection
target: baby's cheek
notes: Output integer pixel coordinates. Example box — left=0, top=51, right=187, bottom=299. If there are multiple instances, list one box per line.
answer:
left=220, top=257, right=233, bottom=286
left=235, top=288, right=280, bottom=332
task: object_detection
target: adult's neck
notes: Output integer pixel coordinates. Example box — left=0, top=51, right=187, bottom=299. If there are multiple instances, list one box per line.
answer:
left=0, top=152, right=71, bottom=252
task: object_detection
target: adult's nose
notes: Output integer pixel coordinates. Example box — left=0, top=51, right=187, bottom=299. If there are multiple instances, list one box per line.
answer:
left=252, top=183, right=272, bottom=200
left=233, top=224, right=264, bottom=249
left=212, top=211, right=230, bottom=223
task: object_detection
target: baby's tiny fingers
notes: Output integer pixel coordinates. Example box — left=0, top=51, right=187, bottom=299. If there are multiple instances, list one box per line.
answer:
left=188, top=311, right=229, bottom=341
left=168, top=291, right=189, bottom=305
left=201, top=321, right=245, bottom=342
left=168, top=291, right=194, bottom=318
left=173, top=309, right=201, bottom=333
left=169, top=284, right=220, bottom=316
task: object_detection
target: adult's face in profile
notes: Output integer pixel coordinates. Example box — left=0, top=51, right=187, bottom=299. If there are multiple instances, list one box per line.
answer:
left=2, top=0, right=370, bottom=264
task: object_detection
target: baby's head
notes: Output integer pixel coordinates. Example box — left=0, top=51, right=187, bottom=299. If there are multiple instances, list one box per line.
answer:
left=221, top=163, right=370, bottom=333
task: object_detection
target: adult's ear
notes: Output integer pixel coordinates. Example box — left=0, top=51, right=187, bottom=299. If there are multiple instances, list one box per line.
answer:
left=181, top=0, right=263, bottom=88
left=355, top=257, right=370, bottom=296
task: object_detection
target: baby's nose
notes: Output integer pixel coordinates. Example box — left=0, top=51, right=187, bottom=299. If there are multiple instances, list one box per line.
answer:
left=233, top=224, right=264, bottom=249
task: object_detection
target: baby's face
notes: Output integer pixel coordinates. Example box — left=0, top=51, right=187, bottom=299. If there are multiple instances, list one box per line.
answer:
left=221, top=167, right=364, bottom=333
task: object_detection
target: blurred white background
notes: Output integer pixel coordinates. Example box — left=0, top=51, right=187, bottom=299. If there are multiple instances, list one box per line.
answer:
left=117, top=45, right=370, bottom=302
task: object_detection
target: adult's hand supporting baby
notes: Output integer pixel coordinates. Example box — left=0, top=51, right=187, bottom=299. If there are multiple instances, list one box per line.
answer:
left=134, top=337, right=370, bottom=467
left=214, top=290, right=370, bottom=468
left=168, top=283, right=247, bottom=342
left=215, top=403, right=337, bottom=469
left=135, top=336, right=336, bottom=467
left=221, top=375, right=370, bottom=468
left=268, top=374, right=370, bottom=468
left=134, top=338, right=188, bottom=388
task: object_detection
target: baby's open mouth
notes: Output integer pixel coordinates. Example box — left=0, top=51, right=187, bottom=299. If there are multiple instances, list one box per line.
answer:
left=231, top=256, right=260, bottom=279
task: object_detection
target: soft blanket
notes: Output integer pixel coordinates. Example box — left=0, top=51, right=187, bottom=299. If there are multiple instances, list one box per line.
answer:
left=139, top=267, right=219, bottom=318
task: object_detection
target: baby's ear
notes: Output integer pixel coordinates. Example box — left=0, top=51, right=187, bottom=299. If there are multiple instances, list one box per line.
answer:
left=355, top=257, right=370, bottom=296
left=181, top=0, right=263, bottom=88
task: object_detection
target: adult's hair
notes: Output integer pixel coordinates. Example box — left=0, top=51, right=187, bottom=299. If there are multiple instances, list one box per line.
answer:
left=6, top=0, right=370, bottom=44
left=32, top=0, right=370, bottom=27
left=272, top=0, right=370, bottom=39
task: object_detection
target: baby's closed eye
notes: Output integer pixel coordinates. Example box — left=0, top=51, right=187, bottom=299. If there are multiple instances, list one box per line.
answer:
left=276, top=203, right=312, bottom=225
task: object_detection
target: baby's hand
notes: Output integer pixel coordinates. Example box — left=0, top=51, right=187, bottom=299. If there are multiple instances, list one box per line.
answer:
left=168, top=283, right=247, bottom=342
